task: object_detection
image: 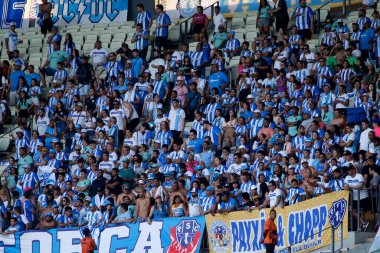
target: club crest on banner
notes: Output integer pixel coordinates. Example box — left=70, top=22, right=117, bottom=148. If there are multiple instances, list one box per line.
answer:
left=168, top=219, right=202, bottom=253
left=178, top=0, right=199, bottom=18
left=329, top=198, right=347, bottom=229
left=209, top=220, right=231, bottom=253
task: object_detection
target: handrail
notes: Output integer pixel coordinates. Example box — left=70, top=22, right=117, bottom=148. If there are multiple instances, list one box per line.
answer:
left=179, top=1, right=220, bottom=43
left=313, top=0, right=334, bottom=34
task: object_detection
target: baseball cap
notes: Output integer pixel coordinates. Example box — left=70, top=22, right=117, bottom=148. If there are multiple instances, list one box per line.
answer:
left=45, top=212, right=53, bottom=217
left=228, top=30, right=235, bottom=36
left=49, top=149, right=56, bottom=154
left=84, top=196, right=91, bottom=201
left=176, top=76, right=184, bottom=81
left=206, top=186, right=214, bottom=192
left=10, top=22, right=16, bottom=26
left=148, top=173, right=156, bottom=180
left=337, top=19, right=343, bottom=23
left=246, top=94, right=254, bottom=99
left=250, top=185, right=257, bottom=190
left=190, top=188, right=198, bottom=193
left=254, top=109, right=261, bottom=113
left=195, top=165, right=203, bottom=171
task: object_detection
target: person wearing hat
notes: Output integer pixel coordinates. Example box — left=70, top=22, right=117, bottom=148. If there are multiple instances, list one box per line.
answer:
left=188, top=188, right=202, bottom=217
left=4, top=22, right=19, bottom=59
left=47, top=25, right=62, bottom=56
left=35, top=211, right=57, bottom=229
left=225, top=30, right=240, bottom=58
left=325, top=166, right=345, bottom=192
left=201, top=186, right=216, bottom=215
left=211, top=24, right=228, bottom=49
left=152, top=72, right=168, bottom=101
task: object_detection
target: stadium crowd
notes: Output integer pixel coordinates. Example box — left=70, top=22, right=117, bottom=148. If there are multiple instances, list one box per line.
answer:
left=0, top=0, right=380, bottom=236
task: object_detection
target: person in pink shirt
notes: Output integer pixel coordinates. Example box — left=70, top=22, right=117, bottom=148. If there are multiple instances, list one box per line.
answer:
left=173, top=76, right=188, bottom=105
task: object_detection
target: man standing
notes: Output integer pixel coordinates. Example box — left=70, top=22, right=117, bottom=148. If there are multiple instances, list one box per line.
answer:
left=269, top=0, right=289, bottom=32
left=131, top=24, right=150, bottom=61
left=260, top=210, right=278, bottom=253
left=168, top=99, right=186, bottom=144
left=154, top=5, right=171, bottom=54
left=136, top=4, right=152, bottom=31
left=4, top=22, right=18, bottom=59
left=81, top=228, right=97, bottom=253
left=39, top=0, right=53, bottom=34
left=291, top=0, right=314, bottom=39
left=212, top=6, right=227, bottom=33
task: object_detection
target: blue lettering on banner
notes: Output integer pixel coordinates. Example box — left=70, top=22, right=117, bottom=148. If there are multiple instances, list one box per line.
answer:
left=230, top=211, right=267, bottom=253
left=0, top=217, right=205, bottom=253
left=0, top=0, right=128, bottom=28
left=288, top=205, right=327, bottom=246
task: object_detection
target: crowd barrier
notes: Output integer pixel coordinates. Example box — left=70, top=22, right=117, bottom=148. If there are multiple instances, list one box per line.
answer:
left=0, top=191, right=350, bottom=253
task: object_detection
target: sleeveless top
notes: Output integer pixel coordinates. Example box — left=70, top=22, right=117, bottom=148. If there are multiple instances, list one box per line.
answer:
left=171, top=203, right=185, bottom=217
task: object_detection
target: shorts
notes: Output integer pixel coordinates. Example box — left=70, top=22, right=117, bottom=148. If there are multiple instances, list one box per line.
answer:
left=40, top=67, right=56, bottom=77
left=298, top=29, right=312, bottom=40
left=353, top=198, right=370, bottom=211
left=18, top=109, right=29, bottom=118
left=258, top=17, right=270, bottom=27
left=193, top=24, right=205, bottom=34
left=79, top=84, right=89, bottom=96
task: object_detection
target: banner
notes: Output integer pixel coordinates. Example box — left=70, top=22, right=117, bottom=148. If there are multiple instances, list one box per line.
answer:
left=0, top=216, right=205, bottom=253
left=218, top=0, right=344, bottom=15
left=0, top=0, right=128, bottom=29
left=206, top=191, right=349, bottom=253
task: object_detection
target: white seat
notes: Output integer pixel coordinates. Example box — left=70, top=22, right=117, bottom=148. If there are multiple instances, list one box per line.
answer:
left=100, top=33, right=112, bottom=43
left=83, top=44, right=94, bottom=55
left=30, top=38, right=43, bottom=46
left=235, top=32, right=244, bottom=42
left=245, top=25, right=257, bottom=33
left=125, top=21, right=135, bottom=27
left=85, top=34, right=98, bottom=43
left=73, top=35, right=84, bottom=44
left=168, top=28, right=180, bottom=42
left=28, top=47, right=41, bottom=55
left=108, top=22, right=121, bottom=28
left=113, top=33, right=126, bottom=42
left=80, top=24, right=94, bottom=30
left=109, top=42, right=121, bottom=52
left=245, top=32, right=256, bottom=42
left=231, top=17, right=245, bottom=29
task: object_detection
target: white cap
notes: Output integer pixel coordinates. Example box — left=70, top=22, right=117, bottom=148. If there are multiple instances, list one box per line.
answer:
left=10, top=22, right=16, bottom=26
left=185, top=171, right=193, bottom=177
left=254, top=109, right=261, bottom=113
left=250, top=185, right=257, bottom=190
left=246, top=94, right=254, bottom=99
left=238, top=145, right=246, bottom=149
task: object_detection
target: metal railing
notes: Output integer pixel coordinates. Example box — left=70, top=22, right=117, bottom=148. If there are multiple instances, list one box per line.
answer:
left=313, top=0, right=334, bottom=34
left=179, top=1, right=219, bottom=44
left=349, top=187, right=380, bottom=232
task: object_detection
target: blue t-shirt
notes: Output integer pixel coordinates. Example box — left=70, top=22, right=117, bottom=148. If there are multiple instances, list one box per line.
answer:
left=208, top=71, right=228, bottom=94
left=10, top=71, right=25, bottom=91
left=131, top=58, right=144, bottom=78
left=25, top=73, right=41, bottom=87
left=359, top=28, right=375, bottom=50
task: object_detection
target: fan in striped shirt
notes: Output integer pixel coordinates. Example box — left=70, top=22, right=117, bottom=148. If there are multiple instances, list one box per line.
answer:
left=285, top=179, right=306, bottom=205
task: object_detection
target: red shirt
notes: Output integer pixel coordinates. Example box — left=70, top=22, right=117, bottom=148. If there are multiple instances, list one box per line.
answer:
left=192, top=13, right=208, bottom=25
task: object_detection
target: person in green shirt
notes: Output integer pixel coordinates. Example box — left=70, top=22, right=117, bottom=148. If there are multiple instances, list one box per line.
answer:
left=39, top=41, right=69, bottom=86
left=320, top=104, right=334, bottom=126
left=211, top=25, right=228, bottom=49
left=17, top=147, right=33, bottom=175
left=75, top=169, right=91, bottom=194
left=286, top=107, right=303, bottom=137
left=344, top=48, right=357, bottom=68
left=119, top=159, right=135, bottom=189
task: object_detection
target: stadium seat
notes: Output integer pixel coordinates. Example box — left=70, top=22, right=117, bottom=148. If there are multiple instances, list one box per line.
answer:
left=125, top=21, right=135, bottom=27
left=73, top=34, right=84, bottom=44
left=231, top=17, right=245, bottom=29
left=245, top=32, right=257, bottom=42
left=28, top=46, right=42, bottom=55
left=112, top=33, right=126, bottom=43
left=108, top=22, right=121, bottom=28
left=83, top=44, right=94, bottom=55
left=85, top=34, right=98, bottom=43
left=100, top=33, right=113, bottom=43
left=235, top=32, right=244, bottom=42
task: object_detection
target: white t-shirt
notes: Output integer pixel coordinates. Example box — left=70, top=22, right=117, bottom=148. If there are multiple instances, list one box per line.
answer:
left=274, top=50, right=289, bottom=69
left=5, top=30, right=18, bottom=52
left=345, top=173, right=368, bottom=200
left=148, top=58, right=165, bottom=76
left=110, top=108, right=126, bottom=130
left=90, top=48, right=109, bottom=66
left=123, top=137, right=137, bottom=155
left=268, top=188, right=284, bottom=208
left=168, top=108, right=185, bottom=131
left=299, top=52, right=315, bottom=70
left=37, top=115, right=50, bottom=136
left=227, top=163, right=243, bottom=175
left=213, top=13, right=227, bottom=32
left=359, top=128, right=372, bottom=151
left=335, top=93, right=349, bottom=109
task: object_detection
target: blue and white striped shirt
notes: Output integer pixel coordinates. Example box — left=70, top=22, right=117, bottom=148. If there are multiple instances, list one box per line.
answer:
left=247, top=118, right=263, bottom=139
left=133, top=31, right=149, bottom=50
left=202, top=196, right=216, bottom=212
left=292, top=6, right=314, bottom=30
left=136, top=11, right=152, bottom=31
left=357, top=17, right=371, bottom=30
left=156, top=13, right=171, bottom=37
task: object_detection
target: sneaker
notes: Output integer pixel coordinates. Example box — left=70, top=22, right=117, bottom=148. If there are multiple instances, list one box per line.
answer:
left=362, top=222, right=369, bottom=232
